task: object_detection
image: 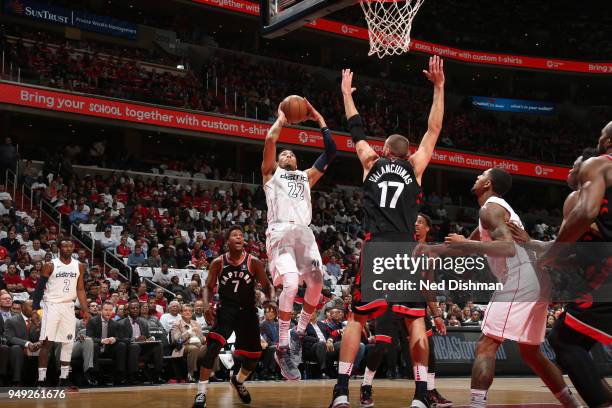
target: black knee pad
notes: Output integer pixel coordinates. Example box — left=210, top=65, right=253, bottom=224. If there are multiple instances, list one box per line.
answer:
left=366, top=341, right=390, bottom=371
left=199, top=338, right=223, bottom=369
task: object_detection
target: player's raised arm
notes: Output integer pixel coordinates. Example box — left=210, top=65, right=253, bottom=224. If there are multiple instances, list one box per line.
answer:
left=262, top=104, right=288, bottom=183
left=32, top=261, right=53, bottom=310
left=341, top=69, right=379, bottom=178
left=409, top=56, right=445, bottom=184
left=202, top=256, right=221, bottom=323
left=304, top=99, right=337, bottom=188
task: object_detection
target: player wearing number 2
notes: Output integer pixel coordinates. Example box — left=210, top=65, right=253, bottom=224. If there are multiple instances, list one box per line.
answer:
left=262, top=99, right=336, bottom=381
left=33, top=238, right=89, bottom=390
left=329, top=56, right=445, bottom=408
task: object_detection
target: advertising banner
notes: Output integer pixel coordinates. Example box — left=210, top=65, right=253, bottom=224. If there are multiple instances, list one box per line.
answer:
left=0, top=82, right=570, bottom=181
left=4, top=0, right=138, bottom=39
left=192, top=0, right=612, bottom=74
left=434, top=328, right=612, bottom=376
left=472, top=96, right=555, bottom=114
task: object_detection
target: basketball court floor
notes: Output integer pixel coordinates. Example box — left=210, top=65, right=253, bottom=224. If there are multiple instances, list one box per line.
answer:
left=0, top=377, right=594, bottom=407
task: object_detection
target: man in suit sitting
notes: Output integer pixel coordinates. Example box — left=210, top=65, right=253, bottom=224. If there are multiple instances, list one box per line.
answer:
left=87, top=301, right=127, bottom=384
left=303, top=310, right=336, bottom=378
left=5, top=300, right=41, bottom=385
left=87, top=301, right=128, bottom=385
left=0, top=310, right=10, bottom=386
left=118, top=299, right=163, bottom=384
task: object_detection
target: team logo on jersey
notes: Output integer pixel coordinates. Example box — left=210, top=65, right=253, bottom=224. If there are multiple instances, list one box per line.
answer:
left=221, top=267, right=253, bottom=285
left=67, top=334, right=73, bottom=341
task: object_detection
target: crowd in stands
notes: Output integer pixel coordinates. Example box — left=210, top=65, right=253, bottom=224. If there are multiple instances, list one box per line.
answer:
left=3, top=28, right=606, bottom=166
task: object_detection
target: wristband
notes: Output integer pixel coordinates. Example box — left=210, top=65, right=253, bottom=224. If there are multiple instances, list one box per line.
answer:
left=347, top=114, right=367, bottom=144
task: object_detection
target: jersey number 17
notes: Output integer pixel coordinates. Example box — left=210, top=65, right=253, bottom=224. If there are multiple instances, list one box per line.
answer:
left=378, top=181, right=404, bottom=209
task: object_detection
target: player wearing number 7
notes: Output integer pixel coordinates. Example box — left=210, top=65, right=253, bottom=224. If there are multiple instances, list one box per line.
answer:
left=329, top=56, right=445, bottom=408
left=262, top=100, right=336, bottom=381
left=193, top=225, right=274, bottom=408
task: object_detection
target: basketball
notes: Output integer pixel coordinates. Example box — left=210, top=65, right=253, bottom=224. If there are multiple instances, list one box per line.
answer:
left=280, top=95, right=309, bottom=124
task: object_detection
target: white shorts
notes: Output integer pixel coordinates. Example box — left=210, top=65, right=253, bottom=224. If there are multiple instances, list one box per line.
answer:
left=266, top=223, right=323, bottom=286
left=40, top=301, right=76, bottom=343
left=481, top=263, right=550, bottom=345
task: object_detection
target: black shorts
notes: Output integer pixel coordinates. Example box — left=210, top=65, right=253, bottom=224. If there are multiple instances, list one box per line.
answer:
left=373, top=309, right=433, bottom=344
left=352, top=232, right=426, bottom=320
left=562, top=303, right=612, bottom=345
left=208, top=304, right=262, bottom=359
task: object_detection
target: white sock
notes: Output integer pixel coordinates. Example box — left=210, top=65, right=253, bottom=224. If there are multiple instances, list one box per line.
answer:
left=279, top=318, right=290, bottom=347
left=236, top=370, right=249, bottom=384
left=470, top=389, right=487, bottom=408
left=338, top=361, right=353, bottom=376
left=362, top=367, right=376, bottom=386
left=296, top=310, right=312, bottom=335
left=38, top=367, right=47, bottom=381
left=554, top=386, right=581, bottom=408
left=60, top=365, right=70, bottom=379
left=427, top=372, right=435, bottom=391
left=198, top=380, right=208, bottom=394
left=413, top=364, right=428, bottom=382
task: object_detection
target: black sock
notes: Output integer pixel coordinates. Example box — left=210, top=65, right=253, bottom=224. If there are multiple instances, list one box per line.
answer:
left=337, top=374, right=350, bottom=389
left=415, top=380, right=427, bottom=398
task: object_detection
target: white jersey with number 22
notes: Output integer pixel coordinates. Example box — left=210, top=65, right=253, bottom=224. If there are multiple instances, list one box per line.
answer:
left=264, top=166, right=312, bottom=226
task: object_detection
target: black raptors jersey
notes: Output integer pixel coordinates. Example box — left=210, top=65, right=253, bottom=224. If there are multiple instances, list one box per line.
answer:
left=362, top=157, right=421, bottom=236
left=565, top=155, right=612, bottom=341
left=218, top=252, right=256, bottom=308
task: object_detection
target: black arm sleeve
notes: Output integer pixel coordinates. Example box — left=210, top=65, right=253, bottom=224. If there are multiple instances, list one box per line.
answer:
left=347, top=114, right=367, bottom=144
left=313, top=127, right=337, bottom=172
left=32, top=275, right=48, bottom=310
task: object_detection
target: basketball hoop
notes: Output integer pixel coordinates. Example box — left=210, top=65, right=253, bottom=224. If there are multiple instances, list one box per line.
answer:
left=359, top=0, right=425, bottom=58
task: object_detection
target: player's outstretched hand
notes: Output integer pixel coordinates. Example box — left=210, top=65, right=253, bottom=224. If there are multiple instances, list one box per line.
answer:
left=276, top=103, right=288, bottom=126
left=505, top=221, right=531, bottom=243
left=444, top=233, right=466, bottom=244
left=341, top=69, right=356, bottom=95
left=423, top=55, right=444, bottom=88
left=304, top=98, right=322, bottom=122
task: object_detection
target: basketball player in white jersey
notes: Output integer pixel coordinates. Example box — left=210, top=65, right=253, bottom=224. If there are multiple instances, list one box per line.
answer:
left=429, top=168, right=579, bottom=408
left=33, top=238, right=89, bottom=389
left=262, top=100, right=336, bottom=380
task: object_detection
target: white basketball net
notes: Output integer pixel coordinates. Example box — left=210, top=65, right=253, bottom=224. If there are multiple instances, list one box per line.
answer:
left=359, top=0, right=425, bottom=58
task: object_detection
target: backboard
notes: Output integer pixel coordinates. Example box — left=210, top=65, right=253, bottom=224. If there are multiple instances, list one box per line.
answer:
left=260, top=0, right=355, bottom=38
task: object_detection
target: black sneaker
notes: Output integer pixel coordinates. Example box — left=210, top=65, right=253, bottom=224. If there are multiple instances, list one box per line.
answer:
left=360, top=384, right=374, bottom=408
left=230, top=375, right=252, bottom=404
left=58, top=378, right=79, bottom=393
left=193, top=392, right=207, bottom=408
left=329, top=384, right=350, bottom=408
left=410, top=395, right=431, bottom=408
left=426, top=389, right=453, bottom=408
